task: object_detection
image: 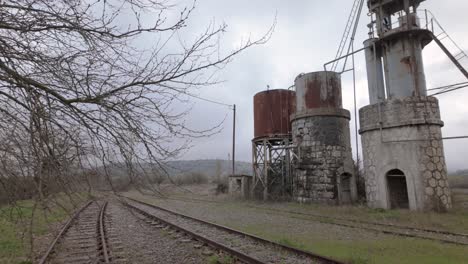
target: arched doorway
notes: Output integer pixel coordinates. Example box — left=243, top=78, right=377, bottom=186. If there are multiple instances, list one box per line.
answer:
left=386, top=169, right=409, bottom=209
left=339, top=173, right=352, bottom=205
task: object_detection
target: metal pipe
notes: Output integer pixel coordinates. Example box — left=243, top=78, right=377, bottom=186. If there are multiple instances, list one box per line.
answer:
left=324, top=47, right=367, bottom=71
left=270, top=145, right=298, bottom=150
left=351, top=40, right=360, bottom=166
left=425, top=9, right=428, bottom=30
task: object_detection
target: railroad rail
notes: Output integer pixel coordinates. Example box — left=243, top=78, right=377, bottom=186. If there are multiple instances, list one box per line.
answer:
left=158, top=195, right=468, bottom=246
left=123, top=197, right=346, bottom=264
left=39, top=201, right=111, bottom=264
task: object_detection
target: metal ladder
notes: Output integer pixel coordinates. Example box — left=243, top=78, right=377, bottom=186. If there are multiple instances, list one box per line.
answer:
left=331, top=0, right=365, bottom=72
left=425, top=10, right=468, bottom=80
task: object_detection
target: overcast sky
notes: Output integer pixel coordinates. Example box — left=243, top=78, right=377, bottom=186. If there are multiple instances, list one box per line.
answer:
left=164, top=0, right=468, bottom=171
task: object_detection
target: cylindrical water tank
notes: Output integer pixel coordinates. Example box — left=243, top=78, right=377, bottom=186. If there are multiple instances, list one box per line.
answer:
left=253, top=89, right=296, bottom=139
left=295, top=71, right=342, bottom=113
left=291, top=71, right=356, bottom=205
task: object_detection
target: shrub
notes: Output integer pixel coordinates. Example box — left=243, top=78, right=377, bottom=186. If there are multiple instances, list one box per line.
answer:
left=174, top=172, right=208, bottom=185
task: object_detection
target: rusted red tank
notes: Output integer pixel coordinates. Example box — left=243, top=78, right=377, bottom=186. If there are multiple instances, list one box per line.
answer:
left=253, top=89, right=296, bottom=139
left=295, top=71, right=342, bottom=112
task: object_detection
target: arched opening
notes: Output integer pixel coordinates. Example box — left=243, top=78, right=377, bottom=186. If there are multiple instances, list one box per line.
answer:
left=339, top=173, right=352, bottom=205
left=386, top=169, right=409, bottom=209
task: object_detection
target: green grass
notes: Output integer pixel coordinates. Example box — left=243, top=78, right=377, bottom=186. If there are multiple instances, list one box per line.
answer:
left=0, top=218, right=24, bottom=262
left=235, top=223, right=468, bottom=264
left=129, top=186, right=468, bottom=233
left=277, top=238, right=305, bottom=249
left=206, top=255, right=235, bottom=264
left=128, top=189, right=468, bottom=264
left=245, top=200, right=468, bottom=234
left=0, top=194, right=87, bottom=263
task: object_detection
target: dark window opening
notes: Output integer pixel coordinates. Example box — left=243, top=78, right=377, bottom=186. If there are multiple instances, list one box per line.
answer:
left=386, top=169, right=409, bottom=209
left=236, top=179, right=242, bottom=190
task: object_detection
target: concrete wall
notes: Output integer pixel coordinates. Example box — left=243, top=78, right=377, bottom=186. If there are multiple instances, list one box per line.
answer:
left=229, top=176, right=251, bottom=199
left=359, top=97, right=452, bottom=211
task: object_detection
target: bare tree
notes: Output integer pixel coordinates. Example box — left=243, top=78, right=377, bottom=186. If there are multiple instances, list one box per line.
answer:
left=0, top=0, right=272, bottom=258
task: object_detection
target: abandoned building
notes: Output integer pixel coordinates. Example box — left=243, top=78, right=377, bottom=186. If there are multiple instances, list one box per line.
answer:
left=291, top=72, right=357, bottom=205
left=244, top=0, right=460, bottom=212
left=359, top=0, right=452, bottom=211
left=250, top=73, right=357, bottom=205
left=228, top=174, right=252, bottom=198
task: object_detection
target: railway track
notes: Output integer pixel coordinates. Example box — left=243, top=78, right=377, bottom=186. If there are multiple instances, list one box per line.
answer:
left=159, top=195, right=468, bottom=246
left=39, top=201, right=111, bottom=264
left=123, top=197, right=345, bottom=264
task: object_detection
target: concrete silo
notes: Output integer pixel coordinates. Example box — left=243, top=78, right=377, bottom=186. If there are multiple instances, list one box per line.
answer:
left=291, top=72, right=357, bottom=205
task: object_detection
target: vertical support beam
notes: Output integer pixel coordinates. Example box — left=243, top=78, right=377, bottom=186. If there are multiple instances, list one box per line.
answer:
left=284, top=138, right=290, bottom=195
left=251, top=141, right=256, bottom=198
left=232, top=104, right=236, bottom=177
left=263, top=139, right=268, bottom=201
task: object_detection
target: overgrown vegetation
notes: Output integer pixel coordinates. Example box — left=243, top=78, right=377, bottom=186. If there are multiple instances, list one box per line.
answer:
left=0, top=194, right=86, bottom=263
left=277, top=238, right=305, bottom=249
left=128, top=187, right=468, bottom=264
left=0, top=0, right=270, bottom=260
left=206, top=254, right=235, bottom=264
left=173, top=173, right=209, bottom=185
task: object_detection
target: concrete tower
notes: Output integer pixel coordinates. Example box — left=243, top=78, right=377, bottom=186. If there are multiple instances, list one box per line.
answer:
left=360, top=0, right=452, bottom=211
left=292, top=72, right=357, bottom=205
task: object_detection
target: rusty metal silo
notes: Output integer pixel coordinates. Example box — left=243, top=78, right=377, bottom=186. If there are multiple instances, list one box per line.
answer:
left=253, top=89, right=296, bottom=139
left=252, top=89, right=296, bottom=201
left=294, top=71, right=343, bottom=111
left=291, top=71, right=357, bottom=205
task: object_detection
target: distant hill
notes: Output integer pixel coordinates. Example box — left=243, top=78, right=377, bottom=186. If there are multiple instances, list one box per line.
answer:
left=163, top=159, right=252, bottom=177
left=450, top=170, right=468, bottom=176
left=93, top=159, right=252, bottom=180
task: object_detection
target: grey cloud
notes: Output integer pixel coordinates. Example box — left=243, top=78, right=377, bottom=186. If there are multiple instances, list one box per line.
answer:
left=166, top=0, right=468, bottom=171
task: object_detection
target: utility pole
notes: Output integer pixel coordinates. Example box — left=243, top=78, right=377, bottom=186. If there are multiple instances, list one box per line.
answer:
left=232, top=104, right=236, bottom=177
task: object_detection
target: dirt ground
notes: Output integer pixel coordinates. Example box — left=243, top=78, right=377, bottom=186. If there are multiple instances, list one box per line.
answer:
left=125, top=184, right=468, bottom=264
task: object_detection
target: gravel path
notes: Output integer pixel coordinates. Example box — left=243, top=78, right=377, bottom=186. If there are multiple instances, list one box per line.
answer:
left=147, top=196, right=468, bottom=245
left=131, top=195, right=386, bottom=243
left=106, top=202, right=212, bottom=264
left=128, top=200, right=327, bottom=264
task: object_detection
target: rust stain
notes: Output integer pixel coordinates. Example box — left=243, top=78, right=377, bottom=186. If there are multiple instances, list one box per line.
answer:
left=303, top=73, right=342, bottom=109
left=253, top=89, right=296, bottom=139
left=401, top=56, right=412, bottom=71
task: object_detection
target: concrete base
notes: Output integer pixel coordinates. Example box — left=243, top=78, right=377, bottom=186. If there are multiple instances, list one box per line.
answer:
left=359, top=97, right=452, bottom=211
left=292, top=111, right=357, bottom=205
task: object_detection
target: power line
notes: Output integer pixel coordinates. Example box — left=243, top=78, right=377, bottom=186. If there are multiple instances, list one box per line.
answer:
left=183, top=92, right=233, bottom=108
left=427, top=81, right=468, bottom=91
left=430, top=83, right=468, bottom=96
